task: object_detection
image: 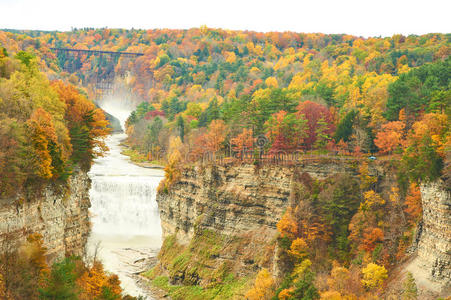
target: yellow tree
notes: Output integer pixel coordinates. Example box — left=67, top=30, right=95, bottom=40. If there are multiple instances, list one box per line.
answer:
left=325, top=262, right=352, bottom=296
left=0, top=274, right=6, bottom=300
left=52, top=81, right=109, bottom=165
left=245, top=269, right=275, bottom=300
left=77, top=261, right=122, bottom=299
left=404, top=183, right=422, bottom=224
left=361, top=263, right=387, bottom=290
left=26, top=108, right=57, bottom=179
left=277, top=207, right=298, bottom=239
left=160, top=136, right=183, bottom=192
left=265, top=76, right=278, bottom=88
left=409, top=113, right=448, bottom=155
left=288, top=238, right=309, bottom=260
left=205, top=119, right=227, bottom=152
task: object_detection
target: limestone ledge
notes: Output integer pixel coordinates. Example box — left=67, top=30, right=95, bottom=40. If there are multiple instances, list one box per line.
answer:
left=0, top=169, right=91, bottom=262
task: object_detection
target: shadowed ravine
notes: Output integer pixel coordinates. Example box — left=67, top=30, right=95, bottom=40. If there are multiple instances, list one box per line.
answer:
left=87, top=104, right=164, bottom=299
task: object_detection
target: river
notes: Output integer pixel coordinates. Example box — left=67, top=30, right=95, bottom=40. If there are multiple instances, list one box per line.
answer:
left=87, top=132, right=164, bottom=299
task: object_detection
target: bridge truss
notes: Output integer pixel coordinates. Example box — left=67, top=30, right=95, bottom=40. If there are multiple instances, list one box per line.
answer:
left=50, top=48, right=144, bottom=98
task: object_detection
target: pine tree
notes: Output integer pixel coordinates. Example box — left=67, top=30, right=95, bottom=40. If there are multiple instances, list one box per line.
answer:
left=401, top=272, right=418, bottom=300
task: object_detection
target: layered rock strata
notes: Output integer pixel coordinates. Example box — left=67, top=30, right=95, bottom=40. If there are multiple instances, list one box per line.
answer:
left=0, top=170, right=91, bottom=262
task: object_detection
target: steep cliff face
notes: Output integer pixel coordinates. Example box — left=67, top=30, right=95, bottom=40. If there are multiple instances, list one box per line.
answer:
left=158, top=164, right=291, bottom=245
left=0, top=170, right=91, bottom=262
left=414, top=181, right=450, bottom=290
left=156, top=164, right=292, bottom=283
left=156, top=162, right=365, bottom=284
left=157, top=161, right=361, bottom=244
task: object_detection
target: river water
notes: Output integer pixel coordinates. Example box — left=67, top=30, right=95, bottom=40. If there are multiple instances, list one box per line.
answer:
left=88, top=133, right=164, bottom=299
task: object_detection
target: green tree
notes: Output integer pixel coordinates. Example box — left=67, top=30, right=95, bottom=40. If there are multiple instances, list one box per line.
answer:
left=386, top=57, right=450, bottom=120
left=402, top=135, right=443, bottom=182
left=249, top=88, right=298, bottom=134
left=198, top=97, right=220, bottom=127
left=334, top=110, right=357, bottom=143
left=39, top=257, right=78, bottom=300
left=319, top=175, right=361, bottom=261
left=401, top=272, right=418, bottom=300
left=161, top=97, right=187, bottom=121
left=313, top=117, right=331, bottom=150
left=176, top=115, right=185, bottom=142
left=291, top=270, right=319, bottom=300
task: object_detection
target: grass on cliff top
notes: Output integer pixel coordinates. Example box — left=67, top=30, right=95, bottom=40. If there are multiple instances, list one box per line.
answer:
left=144, top=273, right=249, bottom=300
left=143, top=231, right=252, bottom=299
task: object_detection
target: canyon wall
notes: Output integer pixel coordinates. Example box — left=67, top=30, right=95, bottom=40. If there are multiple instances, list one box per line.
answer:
left=415, top=181, right=450, bottom=289
left=157, top=161, right=362, bottom=245
left=156, top=162, right=451, bottom=295
left=156, top=162, right=364, bottom=282
left=0, top=169, right=91, bottom=262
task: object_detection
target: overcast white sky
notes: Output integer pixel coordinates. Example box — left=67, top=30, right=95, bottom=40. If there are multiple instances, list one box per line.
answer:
left=0, top=0, right=450, bottom=37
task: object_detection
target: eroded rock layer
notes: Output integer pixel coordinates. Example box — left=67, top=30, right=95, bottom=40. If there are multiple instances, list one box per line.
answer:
left=418, top=181, right=451, bottom=285
left=0, top=170, right=91, bottom=262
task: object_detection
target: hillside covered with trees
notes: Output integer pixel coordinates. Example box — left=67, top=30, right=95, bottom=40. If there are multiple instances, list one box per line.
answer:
left=0, top=47, right=110, bottom=197
left=1, top=29, right=449, bottom=170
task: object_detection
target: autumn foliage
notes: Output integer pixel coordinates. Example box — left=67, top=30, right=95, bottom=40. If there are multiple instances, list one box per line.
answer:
left=0, top=53, right=110, bottom=196
left=0, top=233, right=125, bottom=300
left=245, top=269, right=275, bottom=300
left=374, top=121, right=405, bottom=154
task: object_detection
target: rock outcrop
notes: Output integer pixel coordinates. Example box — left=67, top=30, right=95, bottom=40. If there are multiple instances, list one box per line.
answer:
left=158, top=164, right=291, bottom=245
left=416, top=181, right=450, bottom=289
left=0, top=169, right=91, bottom=262
left=157, top=161, right=362, bottom=245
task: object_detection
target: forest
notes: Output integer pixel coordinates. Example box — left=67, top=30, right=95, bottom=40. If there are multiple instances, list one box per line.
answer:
left=0, top=29, right=449, bottom=172
left=0, top=27, right=450, bottom=299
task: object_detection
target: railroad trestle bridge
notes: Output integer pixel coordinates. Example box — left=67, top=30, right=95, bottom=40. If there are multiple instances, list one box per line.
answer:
left=50, top=47, right=143, bottom=98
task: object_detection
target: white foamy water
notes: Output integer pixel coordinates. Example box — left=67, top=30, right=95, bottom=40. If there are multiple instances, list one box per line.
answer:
left=88, top=133, right=164, bottom=299
left=97, top=97, right=134, bottom=130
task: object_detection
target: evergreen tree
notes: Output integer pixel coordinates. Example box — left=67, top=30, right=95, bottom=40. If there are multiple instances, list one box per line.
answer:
left=39, top=257, right=78, bottom=300
left=334, top=110, right=357, bottom=142
left=176, top=115, right=185, bottom=142
left=198, top=98, right=220, bottom=127
left=401, top=272, right=418, bottom=300
left=291, top=271, right=319, bottom=300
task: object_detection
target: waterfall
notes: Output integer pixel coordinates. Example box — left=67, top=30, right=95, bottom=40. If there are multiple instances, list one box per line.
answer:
left=88, top=133, right=164, bottom=299
left=90, top=175, right=162, bottom=237
left=97, top=96, right=135, bottom=130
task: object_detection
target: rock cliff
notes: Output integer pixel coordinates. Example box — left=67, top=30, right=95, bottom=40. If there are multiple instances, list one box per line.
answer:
left=155, top=162, right=364, bottom=283
left=0, top=169, right=91, bottom=262
left=157, top=161, right=362, bottom=245
left=409, top=181, right=450, bottom=293
left=156, top=162, right=451, bottom=295
left=158, top=164, right=291, bottom=245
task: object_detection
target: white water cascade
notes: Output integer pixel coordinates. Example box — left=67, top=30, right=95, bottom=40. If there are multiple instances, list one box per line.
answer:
left=88, top=103, right=164, bottom=298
